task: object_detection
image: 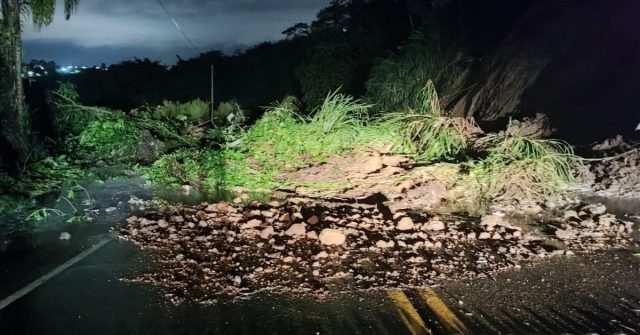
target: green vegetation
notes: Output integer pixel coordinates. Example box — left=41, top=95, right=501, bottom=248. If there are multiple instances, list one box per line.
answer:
left=382, top=81, right=478, bottom=162
left=74, top=115, right=143, bottom=162
left=366, top=32, right=460, bottom=113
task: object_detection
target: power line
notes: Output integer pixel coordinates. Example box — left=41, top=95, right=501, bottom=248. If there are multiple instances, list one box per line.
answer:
left=155, top=0, right=202, bottom=54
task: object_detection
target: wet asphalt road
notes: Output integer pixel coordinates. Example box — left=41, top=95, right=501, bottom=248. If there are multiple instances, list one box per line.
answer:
left=0, top=182, right=639, bottom=335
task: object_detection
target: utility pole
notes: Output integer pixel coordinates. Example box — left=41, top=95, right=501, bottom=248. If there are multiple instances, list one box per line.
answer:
left=210, top=64, right=215, bottom=123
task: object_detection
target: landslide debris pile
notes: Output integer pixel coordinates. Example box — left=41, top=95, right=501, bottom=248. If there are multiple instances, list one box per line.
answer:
left=587, top=149, right=640, bottom=198
left=118, top=200, right=636, bottom=304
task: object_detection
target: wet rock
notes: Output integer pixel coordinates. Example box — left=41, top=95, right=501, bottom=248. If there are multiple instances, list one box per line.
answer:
left=319, top=229, right=346, bottom=246
left=59, top=232, right=71, bottom=240
left=105, top=207, right=117, bottom=213
left=285, top=223, right=307, bottom=237
left=396, top=217, right=415, bottom=231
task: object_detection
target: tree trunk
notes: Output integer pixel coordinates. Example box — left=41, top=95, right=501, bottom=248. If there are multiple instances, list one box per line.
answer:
left=0, top=0, right=28, bottom=161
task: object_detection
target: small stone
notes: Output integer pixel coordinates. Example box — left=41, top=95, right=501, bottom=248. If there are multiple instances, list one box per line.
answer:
left=260, top=226, right=275, bottom=239
left=396, top=217, right=415, bottom=231
left=306, top=231, right=318, bottom=239
left=312, top=270, right=320, bottom=276
left=491, top=233, right=502, bottom=240
left=241, top=219, right=262, bottom=229
left=478, top=232, right=491, bottom=240
left=198, top=221, right=208, bottom=228
left=170, top=216, right=184, bottom=223
left=233, top=197, right=242, bottom=204
left=104, top=207, right=117, bottom=213
left=292, top=212, right=304, bottom=220
left=283, top=256, right=294, bottom=263
left=248, top=209, right=261, bottom=217
left=233, top=276, right=242, bottom=285
left=376, top=240, right=394, bottom=249
left=563, top=210, right=579, bottom=220
left=307, top=215, right=320, bottom=225
left=157, top=219, right=169, bottom=229
left=319, top=229, right=346, bottom=246
left=279, top=213, right=291, bottom=222
left=466, top=232, right=476, bottom=240
left=317, top=251, right=329, bottom=258
left=285, top=223, right=306, bottom=237
left=59, top=232, right=71, bottom=240
left=481, top=214, right=504, bottom=228
left=555, top=229, right=577, bottom=240
left=424, top=218, right=445, bottom=231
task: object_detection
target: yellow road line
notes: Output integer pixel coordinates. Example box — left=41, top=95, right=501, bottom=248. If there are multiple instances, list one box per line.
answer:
left=418, top=288, right=472, bottom=335
left=387, top=289, right=432, bottom=335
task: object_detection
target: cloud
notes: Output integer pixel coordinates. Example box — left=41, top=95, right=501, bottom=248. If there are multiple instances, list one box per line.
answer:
left=22, top=0, right=330, bottom=64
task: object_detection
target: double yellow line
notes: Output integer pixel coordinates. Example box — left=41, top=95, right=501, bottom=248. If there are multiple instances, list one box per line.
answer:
left=387, top=288, right=472, bottom=335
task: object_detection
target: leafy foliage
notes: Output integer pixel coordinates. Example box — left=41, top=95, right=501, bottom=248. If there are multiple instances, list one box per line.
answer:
left=151, top=99, right=210, bottom=123
left=74, top=114, right=143, bottom=162
left=52, top=82, right=102, bottom=136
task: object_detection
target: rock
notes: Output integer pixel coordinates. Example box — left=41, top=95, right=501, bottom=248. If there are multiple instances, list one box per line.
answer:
left=260, top=227, right=274, bottom=239
left=198, top=221, right=208, bottom=228
left=306, top=231, right=318, bottom=240
left=307, top=215, right=320, bottom=225
left=555, top=229, right=578, bottom=240
left=59, top=232, right=71, bottom=240
left=170, top=216, right=184, bottom=223
left=248, top=209, right=261, bottom=217
left=481, top=215, right=504, bottom=228
left=241, top=219, right=262, bottom=230
left=317, top=251, right=329, bottom=259
left=285, top=223, right=307, bottom=237
left=319, top=229, right=346, bottom=246
left=582, top=203, right=607, bottom=215
left=478, top=232, right=491, bottom=240
left=157, top=219, right=169, bottom=229
left=279, top=213, right=291, bottom=222
left=105, top=207, right=117, bottom=213
left=376, top=240, right=395, bottom=249
left=424, top=218, right=446, bottom=231
left=292, top=212, right=304, bottom=221
left=180, top=185, right=191, bottom=195
left=283, top=256, right=294, bottom=263
left=233, top=197, right=242, bottom=204
left=563, top=210, right=579, bottom=220
left=396, top=217, right=415, bottom=231
left=466, top=232, right=476, bottom=240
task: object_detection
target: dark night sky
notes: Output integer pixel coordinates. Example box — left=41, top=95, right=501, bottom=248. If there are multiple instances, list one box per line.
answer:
left=23, top=0, right=331, bottom=66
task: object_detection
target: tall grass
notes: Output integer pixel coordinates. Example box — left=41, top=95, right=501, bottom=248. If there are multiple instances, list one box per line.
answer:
left=470, top=127, right=579, bottom=200
left=382, top=81, right=479, bottom=162
left=366, top=31, right=460, bottom=113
